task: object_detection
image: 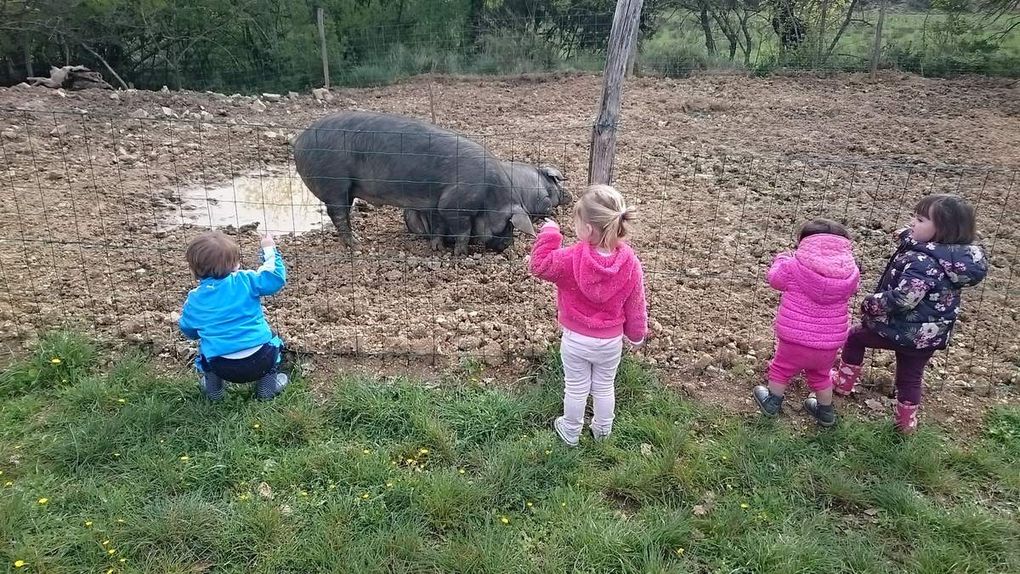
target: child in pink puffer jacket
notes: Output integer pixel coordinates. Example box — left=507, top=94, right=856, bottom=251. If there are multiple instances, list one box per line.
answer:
left=753, top=218, right=860, bottom=427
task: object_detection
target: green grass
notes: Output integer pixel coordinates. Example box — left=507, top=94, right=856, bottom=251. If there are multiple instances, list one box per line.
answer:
left=2, top=332, right=1019, bottom=573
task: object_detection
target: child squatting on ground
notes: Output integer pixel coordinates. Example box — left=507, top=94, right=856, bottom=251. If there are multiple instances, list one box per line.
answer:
left=530, top=184, right=648, bottom=447
left=178, top=230, right=290, bottom=401
left=832, top=194, right=987, bottom=433
left=754, top=219, right=861, bottom=427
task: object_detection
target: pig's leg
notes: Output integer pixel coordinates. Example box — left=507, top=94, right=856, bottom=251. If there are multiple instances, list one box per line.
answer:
left=403, top=209, right=429, bottom=238
left=324, top=189, right=356, bottom=247
left=437, top=194, right=472, bottom=255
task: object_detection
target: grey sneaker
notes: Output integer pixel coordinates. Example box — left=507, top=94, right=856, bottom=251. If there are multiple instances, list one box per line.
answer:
left=752, top=385, right=784, bottom=417
left=803, top=397, right=837, bottom=427
left=590, top=428, right=611, bottom=442
left=256, top=372, right=289, bottom=401
left=553, top=416, right=579, bottom=447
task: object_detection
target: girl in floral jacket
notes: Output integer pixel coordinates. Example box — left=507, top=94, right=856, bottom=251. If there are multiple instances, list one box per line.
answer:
left=832, top=194, right=987, bottom=433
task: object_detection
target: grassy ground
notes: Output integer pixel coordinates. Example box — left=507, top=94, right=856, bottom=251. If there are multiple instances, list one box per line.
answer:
left=1, top=333, right=1019, bottom=573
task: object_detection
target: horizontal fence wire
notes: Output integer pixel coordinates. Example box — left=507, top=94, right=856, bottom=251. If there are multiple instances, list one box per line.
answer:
left=0, top=108, right=1017, bottom=397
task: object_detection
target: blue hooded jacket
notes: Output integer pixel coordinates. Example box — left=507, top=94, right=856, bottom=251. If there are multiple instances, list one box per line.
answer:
left=179, top=246, right=286, bottom=359
left=861, top=231, right=987, bottom=350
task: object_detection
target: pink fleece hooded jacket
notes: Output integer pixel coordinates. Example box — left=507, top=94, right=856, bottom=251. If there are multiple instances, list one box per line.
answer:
left=768, top=233, right=860, bottom=350
left=530, top=223, right=647, bottom=342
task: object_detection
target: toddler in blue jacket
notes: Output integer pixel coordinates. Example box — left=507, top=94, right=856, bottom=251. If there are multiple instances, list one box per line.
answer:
left=178, top=230, right=288, bottom=401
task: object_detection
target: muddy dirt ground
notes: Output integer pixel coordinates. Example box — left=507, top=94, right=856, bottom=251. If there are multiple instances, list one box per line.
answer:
left=1, top=72, right=1018, bottom=432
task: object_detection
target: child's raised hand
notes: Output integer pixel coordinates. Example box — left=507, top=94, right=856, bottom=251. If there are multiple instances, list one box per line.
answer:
left=261, top=232, right=276, bottom=248
left=542, top=218, right=559, bottom=230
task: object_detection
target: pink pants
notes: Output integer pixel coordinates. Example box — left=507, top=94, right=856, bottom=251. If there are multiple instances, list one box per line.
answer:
left=768, top=340, right=838, bottom=392
left=559, top=329, right=623, bottom=442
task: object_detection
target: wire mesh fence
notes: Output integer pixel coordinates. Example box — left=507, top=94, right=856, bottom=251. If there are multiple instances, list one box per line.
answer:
left=0, top=107, right=1017, bottom=395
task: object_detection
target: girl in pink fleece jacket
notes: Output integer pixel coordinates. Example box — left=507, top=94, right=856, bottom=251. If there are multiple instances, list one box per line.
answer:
left=752, top=218, right=860, bottom=427
left=530, top=184, right=648, bottom=446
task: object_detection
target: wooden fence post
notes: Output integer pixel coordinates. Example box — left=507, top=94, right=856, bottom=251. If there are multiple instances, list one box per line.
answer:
left=588, top=0, right=644, bottom=185
left=870, top=0, right=887, bottom=79
left=317, top=7, right=330, bottom=89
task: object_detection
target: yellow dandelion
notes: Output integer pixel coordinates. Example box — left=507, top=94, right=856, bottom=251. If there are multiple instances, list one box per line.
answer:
left=675, top=547, right=685, bottom=556
left=299, top=491, right=308, bottom=497
left=361, top=493, right=370, bottom=499
left=740, top=503, right=749, bottom=509
left=458, top=469, right=465, bottom=475
left=106, top=569, right=114, bottom=574
left=0, top=470, right=3, bottom=475
left=238, top=493, right=251, bottom=501
left=386, top=482, right=394, bottom=488
left=500, top=516, right=509, bottom=524
left=51, top=357, right=61, bottom=364
left=102, top=540, right=110, bottom=546
left=179, top=455, right=189, bottom=462
left=4, top=481, right=12, bottom=487
left=405, top=458, right=415, bottom=465
left=362, top=449, right=371, bottom=454
left=253, top=423, right=261, bottom=429
left=38, top=497, right=49, bottom=505
left=119, top=558, right=127, bottom=563
left=526, top=501, right=533, bottom=508
left=418, top=448, right=429, bottom=455
left=117, top=398, right=126, bottom=404
left=85, top=520, right=93, bottom=527
left=108, top=548, right=117, bottom=555
left=14, top=560, right=28, bottom=568
left=560, top=502, right=566, bottom=507
left=116, top=518, right=125, bottom=524
left=721, top=455, right=728, bottom=460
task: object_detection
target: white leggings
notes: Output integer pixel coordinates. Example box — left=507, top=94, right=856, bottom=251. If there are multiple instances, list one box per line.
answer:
left=559, top=329, right=623, bottom=441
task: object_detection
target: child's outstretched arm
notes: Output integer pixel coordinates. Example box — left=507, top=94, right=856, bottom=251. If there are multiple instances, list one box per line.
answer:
left=244, top=233, right=287, bottom=296
left=766, top=252, right=796, bottom=291
left=623, top=266, right=648, bottom=345
left=529, top=220, right=568, bottom=283
left=862, top=256, right=937, bottom=317
left=176, top=308, right=199, bottom=340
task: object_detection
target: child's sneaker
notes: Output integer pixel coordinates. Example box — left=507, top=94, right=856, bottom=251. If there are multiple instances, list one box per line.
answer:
left=199, top=374, right=225, bottom=401
left=256, top=372, right=289, bottom=401
left=553, top=416, right=579, bottom=447
left=752, top=385, right=784, bottom=417
left=803, top=397, right=837, bottom=427
left=590, top=428, right=611, bottom=442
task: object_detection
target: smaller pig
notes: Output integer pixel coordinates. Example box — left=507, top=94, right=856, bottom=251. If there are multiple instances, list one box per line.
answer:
left=404, top=161, right=569, bottom=243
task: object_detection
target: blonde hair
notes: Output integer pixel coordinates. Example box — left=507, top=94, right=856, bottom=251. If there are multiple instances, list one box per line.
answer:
left=186, top=231, right=241, bottom=279
left=574, top=184, right=635, bottom=250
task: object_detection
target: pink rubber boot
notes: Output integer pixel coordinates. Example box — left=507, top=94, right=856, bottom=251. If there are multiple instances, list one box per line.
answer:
left=895, top=401, right=920, bottom=434
left=831, top=360, right=863, bottom=396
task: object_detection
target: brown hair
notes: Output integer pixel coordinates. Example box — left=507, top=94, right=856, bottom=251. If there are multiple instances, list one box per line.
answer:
left=185, top=231, right=241, bottom=279
left=914, top=194, right=977, bottom=244
left=574, top=184, right=635, bottom=250
left=798, top=218, right=850, bottom=243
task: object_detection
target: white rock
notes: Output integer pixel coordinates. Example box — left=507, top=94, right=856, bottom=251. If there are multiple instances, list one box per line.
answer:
left=49, top=124, right=67, bottom=137
left=250, top=99, right=267, bottom=112
left=262, top=92, right=282, bottom=102
left=128, top=108, right=148, bottom=119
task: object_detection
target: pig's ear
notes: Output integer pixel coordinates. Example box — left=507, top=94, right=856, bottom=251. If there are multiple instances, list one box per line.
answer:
left=540, top=166, right=565, bottom=182
left=511, top=207, right=536, bottom=237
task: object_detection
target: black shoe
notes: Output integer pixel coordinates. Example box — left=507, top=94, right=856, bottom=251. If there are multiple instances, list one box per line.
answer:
left=752, top=385, right=784, bottom=417
left=803, top=397, right=837, bottom=427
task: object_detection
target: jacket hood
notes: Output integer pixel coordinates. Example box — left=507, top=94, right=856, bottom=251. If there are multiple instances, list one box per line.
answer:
left=910, top=240, right=988, bottom=288
left=572, top=242, right=640, bottom=304
left=794, top=234, right=860, bottom=304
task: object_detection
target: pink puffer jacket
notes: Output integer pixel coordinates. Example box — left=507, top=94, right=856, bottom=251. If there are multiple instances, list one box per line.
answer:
left=767, top=233, right=860, bottom=350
